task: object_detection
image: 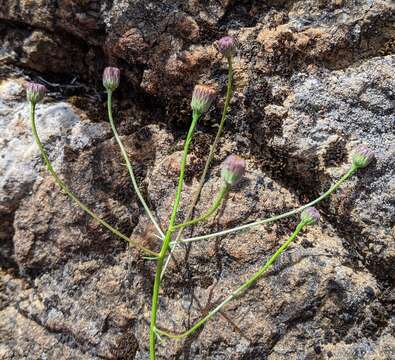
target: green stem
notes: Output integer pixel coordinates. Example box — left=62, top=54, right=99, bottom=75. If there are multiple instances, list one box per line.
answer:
left=107, top=91, right=165, bottom=238
left=149, top=110, right=201, bottom=359
left=161, top=56, right=234, bottom=278
left=180, top=166, right=357, bottom=244
left=30, top=102, right=158, bottom=257
left=157, top=220, right=306, bottom=339
left=173, top=184, right=229, bottom=230
left=149, top=253, right=165, bottom=359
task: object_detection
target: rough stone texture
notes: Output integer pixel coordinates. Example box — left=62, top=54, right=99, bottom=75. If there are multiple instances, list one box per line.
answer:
left=1, top=0, right=394, bottom=359
left=0, top=77, right=111, bottom=269
left=276, top=56, right=395, bottom=281
left=0, top=79, right=110, bottom=215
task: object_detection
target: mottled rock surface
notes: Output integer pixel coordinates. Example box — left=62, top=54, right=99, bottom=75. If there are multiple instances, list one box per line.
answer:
left=0, top=0, right=394, bottom=359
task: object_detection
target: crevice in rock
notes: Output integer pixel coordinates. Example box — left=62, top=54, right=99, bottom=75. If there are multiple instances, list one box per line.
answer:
left=0, top=18, right=105, bottom=78
left=218, top=0, right=293, bottom=30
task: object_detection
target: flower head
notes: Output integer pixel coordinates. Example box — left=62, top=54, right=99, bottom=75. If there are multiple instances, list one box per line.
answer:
left=217, top=36, right=235, bottom=58
left=301, top=207, right=320, bottom=225
left=191, top=85, right=216, bottom=115
left=103, top=67, right=120, bottom=91
left=26, top=82, right=47, bottom=104
left=221, top=155, right=246, bottom=186
left=352, top=145, right=375, bottom=169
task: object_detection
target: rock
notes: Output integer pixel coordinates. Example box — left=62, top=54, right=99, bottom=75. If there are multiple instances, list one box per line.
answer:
left=269, top=56, right=395, bottom=281
left=0, top=0, right=105, bottom=41
left=0, top=78, right=110, bottom=215
left=0, top=77, right=111, bottom=269
left=1, top=0, right=394, bottom=359
left=0, top=306, right=91, bottom=359
left=12, top=122, right=173, bottom=273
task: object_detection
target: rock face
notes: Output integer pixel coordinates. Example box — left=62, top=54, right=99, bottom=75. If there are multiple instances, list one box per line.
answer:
left=0, top=1, right=394, bottom=359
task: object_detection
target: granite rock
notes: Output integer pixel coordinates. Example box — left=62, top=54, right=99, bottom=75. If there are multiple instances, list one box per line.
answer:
left=0, top=0, right=394, bottom=359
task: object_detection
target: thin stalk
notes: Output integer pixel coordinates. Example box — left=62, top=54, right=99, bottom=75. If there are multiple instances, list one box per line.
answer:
left=173, top=184, right=229, bottom=230
left=161, top=56, right=234, bottom=278
left=157, top=220, right=307, bottom=339
left=179, top=167, right=357, bottom=244
left=107, top=91, right=164, bottom=238
left=149, top=111, right=201, bottom=360
left=30, top=102, right=158, bottom=257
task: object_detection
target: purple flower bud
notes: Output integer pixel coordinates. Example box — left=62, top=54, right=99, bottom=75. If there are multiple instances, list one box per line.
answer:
left=221, top=155, right=246, bottom=186
left=217, top=36, right=235, bottom=58
left=191, top=84, right=216, bottom=114
left=301, top=207, right=320, bottom=225
left=103, top=67, right=120, bottom=91
left=352, top=145, right=375, bottom=169
left=26, top=82, right=47, bottom=104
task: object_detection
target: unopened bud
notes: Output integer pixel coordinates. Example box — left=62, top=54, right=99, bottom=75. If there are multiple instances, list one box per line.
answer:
left=191, top=85, right=216, bottom=115
left=103, top=67, right=120, bottom=91
left=221, top=155, right=246, bottom=186
left=301, top=207, right=320, bottom=225
left=26, top=82, right=47, bottom=104
left=352, top=145, right=375, bottom=169
left=217, top=36, right=235, bottom=58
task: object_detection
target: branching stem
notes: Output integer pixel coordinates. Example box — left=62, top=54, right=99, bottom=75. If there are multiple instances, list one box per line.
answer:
left=30, top=102, right=158, bottom=257
left=161, top=56, right=234, bottom=279
left=173, top=184, right=229, bottom=230
left=180, top=167, right=357, bottom=244
left=157, top=220, right=307, bottom=339
left=149, top=110, right=201, bottom=359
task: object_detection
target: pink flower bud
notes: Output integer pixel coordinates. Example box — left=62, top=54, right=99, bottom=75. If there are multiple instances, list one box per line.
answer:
left=26, top=82, right=47, bottom=104
left=190, top=84, right=216, bottom=114
left=103, top=67, right=120, bottom=91
left=221, top=155, right=246, bottom=186
left=217, top=36, right=235, bottom=58
left=352, top=145, right=375, bottom=169
left=301, top=207, right=320, bottom=225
